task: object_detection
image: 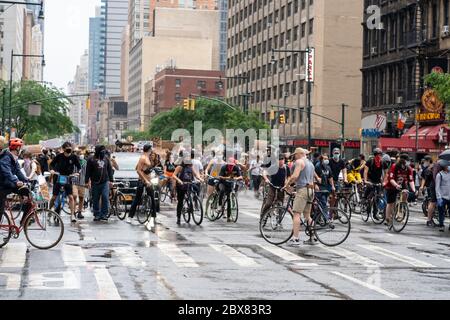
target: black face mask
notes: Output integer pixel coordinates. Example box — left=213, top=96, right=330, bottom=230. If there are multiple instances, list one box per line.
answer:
left=64, top=149, right=72, bottom=155
left=43, top=151, right=48, bottom=155
left=99, top=150, right=107, bottom=160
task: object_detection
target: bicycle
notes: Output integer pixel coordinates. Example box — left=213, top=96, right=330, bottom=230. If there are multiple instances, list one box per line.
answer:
left=389, top=188, right=410, bottom=233
left=136, top=168, right=162, bottom=225
left=260, top=181, right=285, bottom=214
left=332, top=184, right=353, bottom=220
left=259, top=188, right=351, bottom=247
left=53, top=173, right=78, bottom=216
left=348, top=182, right=364, bottom=215
left=360, top=183, right=386, bottom=224
left=107, top=182, right=128, bottom=220
left=180, top=182, right=204, bottom=225
left=421, top=189, right=444, bottom=226
left=205, top=178, right=239, bottom=223
left=0, top=185, right=64, bottom=249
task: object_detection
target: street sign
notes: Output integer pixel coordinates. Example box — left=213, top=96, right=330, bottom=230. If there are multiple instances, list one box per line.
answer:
left=306, top=48, right=315, bottom=82
left=28, top=104, right=41, bottom=116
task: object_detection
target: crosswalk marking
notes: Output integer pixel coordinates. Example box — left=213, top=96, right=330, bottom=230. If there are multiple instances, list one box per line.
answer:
left=319, top=245, right=383, bottom=268
left=240, top=211, right=260, bottom=219
left=258, top=244, right=318, bottom=267
left=210, top=244, right=260, bottom=267
left=62, top=245, right=87, bottom=267
left=358, top=245, right=435, bottom=268
left=93, top=266, right=121, bottom=300
left=113, top=247, right=147, bottom=268
left=333, top=271, right=399, bottom=299
left=0, top=243, right=27, bottom=268
left=0, top=273, right=20, bottom=290
left=158, top=243, right=199, bottom=268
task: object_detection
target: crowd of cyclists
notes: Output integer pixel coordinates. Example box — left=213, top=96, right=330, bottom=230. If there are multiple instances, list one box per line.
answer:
left=0, top=136, right=449, bottom=247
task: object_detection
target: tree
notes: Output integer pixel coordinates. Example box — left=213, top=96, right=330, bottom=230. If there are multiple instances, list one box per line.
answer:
left=147, top=98, right=270, bottom=140
left=424, top=73, right=450, bottom=123
left=122, top=130, right=152, bottom=142
left=1, top=80, right=77, bottom=139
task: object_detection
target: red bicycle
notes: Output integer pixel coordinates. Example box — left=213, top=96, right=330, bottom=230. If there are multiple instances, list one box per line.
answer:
left=0, top=186, right=64, bottom=250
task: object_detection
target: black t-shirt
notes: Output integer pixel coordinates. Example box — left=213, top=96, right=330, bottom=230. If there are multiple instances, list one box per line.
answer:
left=50, top=153, right=81, bottom=176
left=315, top=163, right=332, bottom=189
left=366, top=158, right=383, bottom=184
left=269, top=165, right=290, bottom=187
left=219, top=164, right=242, bottom=179
left=329, top=159, right=346, bottom=182
left=421, top=166, right=434, bottom=188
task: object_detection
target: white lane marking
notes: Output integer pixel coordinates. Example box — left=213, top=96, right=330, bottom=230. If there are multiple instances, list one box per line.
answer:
left=358, top=245, right=435, bottom=268
left=93, top=267, right=121, bottom=300
left=386, top=234, right=394, bottom=237
left=62, top=245, right=87, bottom=267
left=258, top=244, right=318, bottom=267
left=83, top=237, right=96, bottom=241
left=210, top=244, right=260, bottom=267
left=0, top=273, right=21, bottom=290
left=319, top=245, right=383, bottom=268
left=420, top=252, right=450, bottom=263
left=0, top=243, right=27, bottom=268
left=113, top=247, right=147, bottom=268
left=29, top=271, right=80, bottom=290
left=158, top=243, right=199, bottom=268
left=240, top=211, right=260, bottom=219
left=409, top=242, right=423, bottom=246
left=333, top=271, right=399, bottom=299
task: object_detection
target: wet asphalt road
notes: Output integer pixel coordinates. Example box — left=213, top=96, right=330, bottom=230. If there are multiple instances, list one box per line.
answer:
left=0, top=192, right=449, bottom=300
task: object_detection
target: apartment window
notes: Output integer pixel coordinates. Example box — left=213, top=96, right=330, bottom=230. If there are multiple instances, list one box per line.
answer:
left=175, top=93, right=181, bottom=102
left=293, top=26, right=299, bottom=41
left=301, top=22, right=306, bottom=38
left=197, top=80, right=206, bottom=89
left=175, top=79, right=181, bottom=87
left=292, top=81, right=297, bottom=95
left=309, top=18, right=314, bottom=35
left=301, top=0, right=306, bottom=10
left=445, top=0, right=450, bottom=26
left=299, top=80, right=305, bottom=94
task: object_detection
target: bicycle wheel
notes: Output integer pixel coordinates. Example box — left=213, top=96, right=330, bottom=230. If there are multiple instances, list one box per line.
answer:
left=116, top=192, right=128, bottom=220
left=313, top=208, right=351, bottom=247
left=360, top=200, right=370, bottom=222
left=371, top=196, right=386, bottom=224
left=392, top=202, right=409, bottom=233
left=24, top=209, right=64, bottom=250
left=422, top=199, right=428, bottom=216
left=336, top=197, right=352, bottom=220
left=62, top=197, right=70, bottom=215
left=259, top=207, right=293, bottom=245
left=137, top=196, right=151, bottom=224
left=205, top=193, right=220, bottom=221
left=0, top=213, right=12, bottom=248
left=432, top=208, right=440, bottom=226
left=182, top=198, right=191, bottom=223
left=349, top=193, right=361, bottom=214
left=160, top=186, right=168, bottom=203
left=191, top=196, right=203, bottom=226
left=229, top=193, right=239, bottom=223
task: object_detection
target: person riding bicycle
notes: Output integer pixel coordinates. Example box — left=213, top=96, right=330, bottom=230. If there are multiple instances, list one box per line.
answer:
left=385, top=153, right=416, bottom=226
left=346, top=157, right=364, bottom=185
left=314, top=154, right=335, bottom=219
left=419, top=155, right=437, bottom=227
left=127, top=144, right=158, bottom=228
left=205, top=150, right=225, bottom=196
left=329, top=148, right=348, bottom=208
left=163, top=151, right=176, bottom=199
left=173, top=156, right=203, bottom=225
left=217, top=157, right=243, bottom=222
left=435, top=159, right=450, bottom=232
left=49, top=142, right=81, bottom=223
left=0, top=138, right=31, bottom=225
left=261, top=154, right=290, bottom=216
left=363, top=148, right=384, bottom=196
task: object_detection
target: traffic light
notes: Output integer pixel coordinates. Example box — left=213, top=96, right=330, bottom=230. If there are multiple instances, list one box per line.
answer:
left=279, top=113, right=286, bottom=124
left=190, top=99, right=196, bottom=111
left=183, top=99, right=190, bottom=110
left=270, top=110, right=275, bottom=120
left=86, top=96, right=91, bottom=110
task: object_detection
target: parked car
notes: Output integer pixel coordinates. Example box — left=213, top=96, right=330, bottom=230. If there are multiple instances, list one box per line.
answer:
left=113, top=152, right=140, bottom=202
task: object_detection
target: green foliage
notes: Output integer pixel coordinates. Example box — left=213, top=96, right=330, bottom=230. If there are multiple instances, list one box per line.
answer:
left=147, top=98, right=270, bottom=140
left=122, top=130, right=153, bottom=142
left=0, top=80, right=77, bottom=139
left=424, top=73, right=450, bottom=123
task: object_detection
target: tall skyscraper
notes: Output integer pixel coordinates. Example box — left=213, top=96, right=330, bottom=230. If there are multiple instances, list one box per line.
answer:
left=89, top=7, right=103, bottom=91
left=218, top=0, right=227, bottom=71
left=101, top=0, right=129, bottom=97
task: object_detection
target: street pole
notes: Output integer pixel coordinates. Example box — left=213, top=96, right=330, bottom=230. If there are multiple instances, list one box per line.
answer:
left=245, top=79, right=249, bottom=114
left=341, top=104, right=347, bottom=156
left=1, top=88, right=5, bottom=136
left=306, top=48, right=312, bottom=149
left=415, top=106, right=419, bottom=156
left=8, top=50, right=13, bottom=135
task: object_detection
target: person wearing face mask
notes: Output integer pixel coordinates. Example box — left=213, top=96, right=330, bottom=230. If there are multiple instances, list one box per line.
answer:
left=261, top=154, right=291, bottom=215
left=314, top=154, right=334, bottom=219
left=363, top=148, right=384, bottom=200
left=329, top=148, right=348, bottom=209
left=385, top=153, right=416, bottom=226
left=419, top=156, right=437, bottom=227
left=85, top=145, right=114, bottom=222
left=37, top=148, right=50, bottom=176
left=0, top=138, right=30, bottom=225
left=435, top=160, right=450, bottom=232
left=72, top=150, right=88, bottom=220
left=49, top=142, right=81, bottom=223
left=22, top=151, right=39, bottom=190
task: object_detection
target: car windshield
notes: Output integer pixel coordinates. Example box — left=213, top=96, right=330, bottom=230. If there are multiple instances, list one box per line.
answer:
left=113, top=153, right=140, bottom=171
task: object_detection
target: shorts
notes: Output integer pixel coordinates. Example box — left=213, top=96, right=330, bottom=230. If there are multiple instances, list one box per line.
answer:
left=208, top=177, right=219, bottom=187
left=427, top=187, right=437, bottom=203
left=52, top=182, right=73, bottom=197
left=72, top=185, right=86, bottom=198
left=386, top=189, right=399, bottom=204
left=347, top=172, right=362, bottom=184
left=292, top=187, right=314, bottom=213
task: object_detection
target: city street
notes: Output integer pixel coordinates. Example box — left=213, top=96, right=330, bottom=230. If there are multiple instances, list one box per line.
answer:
left=0, top=192, right=449, bottom=300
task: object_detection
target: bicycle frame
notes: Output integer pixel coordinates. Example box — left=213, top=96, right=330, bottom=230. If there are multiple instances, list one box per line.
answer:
left=1, top=198, right=39, bottom=236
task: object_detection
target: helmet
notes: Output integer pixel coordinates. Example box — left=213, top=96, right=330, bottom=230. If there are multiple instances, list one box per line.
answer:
left=438, top=159, right=450, bottom=168
left=373, top=148, right=382, bottom=155
left=382, top=154, right=391, bottom=165
left=9, top=138, right=24, bottom=151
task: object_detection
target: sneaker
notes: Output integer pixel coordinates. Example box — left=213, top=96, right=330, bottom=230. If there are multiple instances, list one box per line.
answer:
left=77, top=212, right=85, bottom=219
left=100, top=217, right=108, bottom=222
left=93, top=217, right=100, bottom=222
left=149, top=217, right=155, bottom=228
left=303, top=238, right=318, bottom=245
left=287, top=238, right=301, bottom=247
left=426, top=220, right=434, bottom=227
left=126, top=217, right=132, bottom=224
left=70, top=215, right=77, bottom=223
left=439, top=225, right=445, bottom=232
left=176, top=217, right=181, bottom=225
left=227, top=217, right=232, bottom=222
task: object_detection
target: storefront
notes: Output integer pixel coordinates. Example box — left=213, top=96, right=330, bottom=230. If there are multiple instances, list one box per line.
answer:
left=281, top=138, right=361, bottom=159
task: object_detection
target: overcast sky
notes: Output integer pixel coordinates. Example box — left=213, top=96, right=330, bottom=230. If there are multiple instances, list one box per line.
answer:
left=44, top=0, right=100, bottom=92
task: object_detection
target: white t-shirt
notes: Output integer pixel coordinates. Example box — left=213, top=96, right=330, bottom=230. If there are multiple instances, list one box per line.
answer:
left=192, top=159, right=204, bottom=177
left=250, top=160, right=263, bottom=176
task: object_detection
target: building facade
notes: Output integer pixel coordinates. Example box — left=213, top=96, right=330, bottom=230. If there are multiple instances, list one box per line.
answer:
left=226, top=0, right=363, bottom=156
left=120, top=25, right=129, bottom=101
left=87, top=90, right=101, bottom=145
left=219, top=0, right=228, bottom=71
left=101, top=0, right=129, bottom=97
left=362, top=0, right=450, bottom=156
left=127, top=7, right=220, bottom=131
left=89, top=7, right=103, bottom=91
left=147, top=68, right=225, bottom=116
left=97, top=96, right=128, bottom=144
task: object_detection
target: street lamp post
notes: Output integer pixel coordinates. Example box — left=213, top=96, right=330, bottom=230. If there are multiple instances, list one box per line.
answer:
left=271, top=48, right=313, bottom=148
left=8, top=51, right=45, bottom=133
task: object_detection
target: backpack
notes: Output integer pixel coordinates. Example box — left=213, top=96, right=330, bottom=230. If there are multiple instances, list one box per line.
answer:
left=180, top=166, right=193, bottom=182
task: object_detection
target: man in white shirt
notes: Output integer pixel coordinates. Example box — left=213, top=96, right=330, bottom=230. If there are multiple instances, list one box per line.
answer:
left=249, top=155, right=263, bottom=198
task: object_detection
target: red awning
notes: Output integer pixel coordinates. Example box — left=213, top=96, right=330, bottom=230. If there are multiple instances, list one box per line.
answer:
left=402, top=124, right=449, bottom=141
left=379, top=137, right=443, bottom=154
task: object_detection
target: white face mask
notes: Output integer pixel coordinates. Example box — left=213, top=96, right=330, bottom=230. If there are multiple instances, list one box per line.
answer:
left=80, top=155, right=85, bottom=160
